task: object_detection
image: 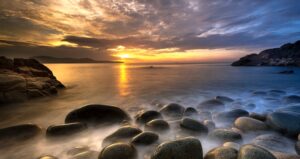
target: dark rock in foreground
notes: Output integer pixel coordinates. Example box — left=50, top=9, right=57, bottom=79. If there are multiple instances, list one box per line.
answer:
left=151, top=137, right=203, bottom=159
left=208, top=129, right=242, bottom=143
left=204, top=146, right=238, bottom=159
left=65, top=104, right=130, bottom=126
left=238, top=144, right=276, bottom=159
left=99, top=143, right=136, bottom=159
left=232, top=40, right=300, bottom=66
left=0, top=56, right=64, bottom=104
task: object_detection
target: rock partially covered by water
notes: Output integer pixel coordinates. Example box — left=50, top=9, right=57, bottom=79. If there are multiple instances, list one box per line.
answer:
left=159, top=103, right=185, bottom=119
left=135, top=110, right=162, bottom=124
left=102, top=126, right=142, bottom=147
left=238, top=144, right=276, bottom=159
left=65, top=104, right=130, bottom=126
left=0, top=56, right=64, bottom=104
left=151, top=137, right=203, bottom=159
left=277, top=105, right=300, bottom=114
left=215, top=96, right=234, bottom=103
left=234, top=117, right=268, bottom=132
left=213, top=109, right=249, bottom=125
left=183, top=107, right=198, bottom=116
left=208, top=129, right=242, bottom=143
left=99, top=143, right=136, bottom=159
left=180, top=118, right=208, bottom=134
left=145, top=119, right=170, bottom=132
left=251, top=134, right=294, bottom=153
left=283, top=95, right=300, bottom=104
left=0, top=124, right=42, bottom=144
left=46, top=122, right=87, bottom=137
left=131, top=131, right=159, bottom=145
left=249, top=113, right=267, bottom=121
left=267, top=112, right=300, bottom=136
left=198, top=99, right=225, bottom=112
left=204, top=146, right=238, bottom=159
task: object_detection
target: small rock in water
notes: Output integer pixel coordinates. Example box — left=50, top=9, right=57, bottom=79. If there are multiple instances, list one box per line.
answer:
left=282, top=95, right=300, bottom=104
left=252, top=91, right=267, bottom=96
left=278, top=70, right=294, bottom=74
left=135, top=110, right=162, bottom=124
left=234, top=117, right=268, bottom=132
left=208, top=129, right=242, bottom=143
left=180, top=118, right=208, bottom=135
left=65, top=104, right=130, bottom=126
left=213, top=109, right=249, bottom=126
left=131, top=131, right=159, bottom=145
left=183, top=107, right=198, bottom=116
left=215, top=96, right=234, bottom=103
left=145, top=119, right=170, bottom=132
left=46, top=122, right=87, bottom=137
left=151, top=137, right=203, bottom=159
left=102, top=126, right=142, bottom=147
left=204, top=146, right=238, bottom=159
left=159, top=103, right=185, bottom=119
left=223, top=142, right=241, bottom=150
left=238, top=144, right=276, bottom=159
left=99, top=143, right=136, bottom=159
left=198, top=99, right=225, bottom=112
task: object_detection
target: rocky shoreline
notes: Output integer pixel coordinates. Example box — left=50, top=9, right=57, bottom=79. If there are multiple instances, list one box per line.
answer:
left=1, top=92, right=300, bottom=159
left=232, top=40, right=300, bottom=66
left=0, top=56, right=64, bottom=104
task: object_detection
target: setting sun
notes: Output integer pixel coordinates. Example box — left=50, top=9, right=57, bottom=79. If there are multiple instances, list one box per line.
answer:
left=118, top=54, right=130, bottom=59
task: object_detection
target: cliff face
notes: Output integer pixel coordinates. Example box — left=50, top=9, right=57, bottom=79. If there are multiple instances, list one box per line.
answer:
left=232, top=40, right=300, bottom=66
left=0, top=56, right=64, bottom=104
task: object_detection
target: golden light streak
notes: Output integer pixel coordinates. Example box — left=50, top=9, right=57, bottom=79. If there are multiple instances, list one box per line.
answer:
left=118, top=64, right=130, bottom=96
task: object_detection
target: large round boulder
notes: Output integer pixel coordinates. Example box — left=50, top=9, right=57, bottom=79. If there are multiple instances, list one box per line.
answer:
left=99, top=143, right=136, bottom=159
left=204, top=146, right=238, bottom=159
left=208, top=129, right=242, bottom=143
left=135, top=110, right=162, bottom=124
left=151, top=137, right=203, bottom=159
left=46, top=122, right=87, bottom=137
left=65, top=104, right=130, bottom=126
left=238, top=144, right=276, bottom=159
left=145, top=119, right=170, bottom=132
left=234, top=117, right=268, bottom=132
left=180, top=118, right=208, bottom=134
left=131, top=131, right=159, bottom=145
left=0, top=124, right=42, bottom=144
left=198, top=99, right=225, bottom=112
left=102, top=126, right=142, bottom=147
left=159, top=103, right=185, bottom=119
left=266, top=112, right=300, bottom=136
left=213, top=109, right=249, bottom=125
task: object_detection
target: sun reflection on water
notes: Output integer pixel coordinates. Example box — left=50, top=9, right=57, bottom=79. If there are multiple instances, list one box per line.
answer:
left=118, top=64, right=130, bottom=96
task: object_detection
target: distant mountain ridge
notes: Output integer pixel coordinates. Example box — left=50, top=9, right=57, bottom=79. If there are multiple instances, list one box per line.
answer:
left=232, top=40, right=300, bottom=66
left=32, top=56, right=123, bottom=64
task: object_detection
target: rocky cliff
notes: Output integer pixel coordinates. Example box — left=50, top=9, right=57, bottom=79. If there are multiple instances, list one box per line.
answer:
left=0, top=56, right=64, bottom=104
left=232, top=40, right=300, bottom=66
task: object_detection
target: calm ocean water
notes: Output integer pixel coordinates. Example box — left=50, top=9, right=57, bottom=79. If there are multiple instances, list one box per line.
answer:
left=1, top=63, right=300, bottom=158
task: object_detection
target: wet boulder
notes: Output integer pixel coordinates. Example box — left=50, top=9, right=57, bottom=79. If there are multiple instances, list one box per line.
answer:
left=180, top=118, right=208, bottom=134
left=135, top=110, right=162, bottom=124
left=0, top=124, right=42, bottom=144
left=198, top=99, right=225, bottom=112
left=131, top=131, right=159, bottom=145
left=234, top=117, right=268, bottom=132
left=283, top=95, right=300, bottom=104
left=272, top=151, right=300, bottom=159
left=238, top=144, right=276, bottom=159
left=204, top=146, right=238, bottom=159
left=183, top=107, right=198, bottom=116
left=267, top=112, right=300, bottom=136
left=208, top=129, right=242, bottom=143
left=213, top=109, right=249, bottom=125
left=151, top=137, right=203, bottom=159
left=215, top=96, right=234, bottom=103
left=145, top=119, right=170, bottom=132
left=249, top=112, right=267, bottom=121
left=99, top=143, right=136, bottom=159
left=159, top=103, right=185, bottom=119
left=102, top=126, right=142, bottom=147
left=223, top=142, right=240, bottom=150
left=65, top=104, right=130, bottom=126
left=46, top=122, right=87, bottom=137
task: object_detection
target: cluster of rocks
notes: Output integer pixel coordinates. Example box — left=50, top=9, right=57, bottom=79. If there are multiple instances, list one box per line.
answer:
left=0, top=56, right=64, bottom=104
left=232, top=40, right=300, bottom=66
left=1, top=93, right=300, bottom=159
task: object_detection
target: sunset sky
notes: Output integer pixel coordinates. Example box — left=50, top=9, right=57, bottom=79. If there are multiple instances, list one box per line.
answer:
left=1, top=0, right=300, bottom=63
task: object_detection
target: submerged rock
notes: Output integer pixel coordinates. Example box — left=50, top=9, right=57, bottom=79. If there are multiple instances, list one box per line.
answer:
left=215, top=96, right=234, bottom=103
left=208, top=129, right=242, bottom=143
left=145, top=119, right=170, bottom=132
left=102, top=126, right=142, bottom=147
left=99, top=143, right=136, bottom=159
left=204, top=146, right=238, bottom=159
left=180, top=118, right=208, bottom=134
left=267, top=112, right=300, bottom=136
left=65, top=104, right=130, bottom=126
left=249, top=112, right=267, bottom=121
left=183, top=107, right=198, bottom=116
left=46, top=122, right=87, bottom=137
left=213, top=109, right=249, bottom=125
left=234, top=117, right=268, bottom=132
left=135, top=110, right=162, bottom=124
left=283, top=95, right=300, bottom=104
left=198, top=99, right=225, bottom=112
left=159, top=103, right=185, bottom=119
left=238, top=144, right=276, bottom=159
left=151, top=137, right=203, bottom=159
left=277, top=105, right=300, bottom=114
left=131, top=131, right=159, bottom=145
left=0, top=124, right=42, bottom=144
